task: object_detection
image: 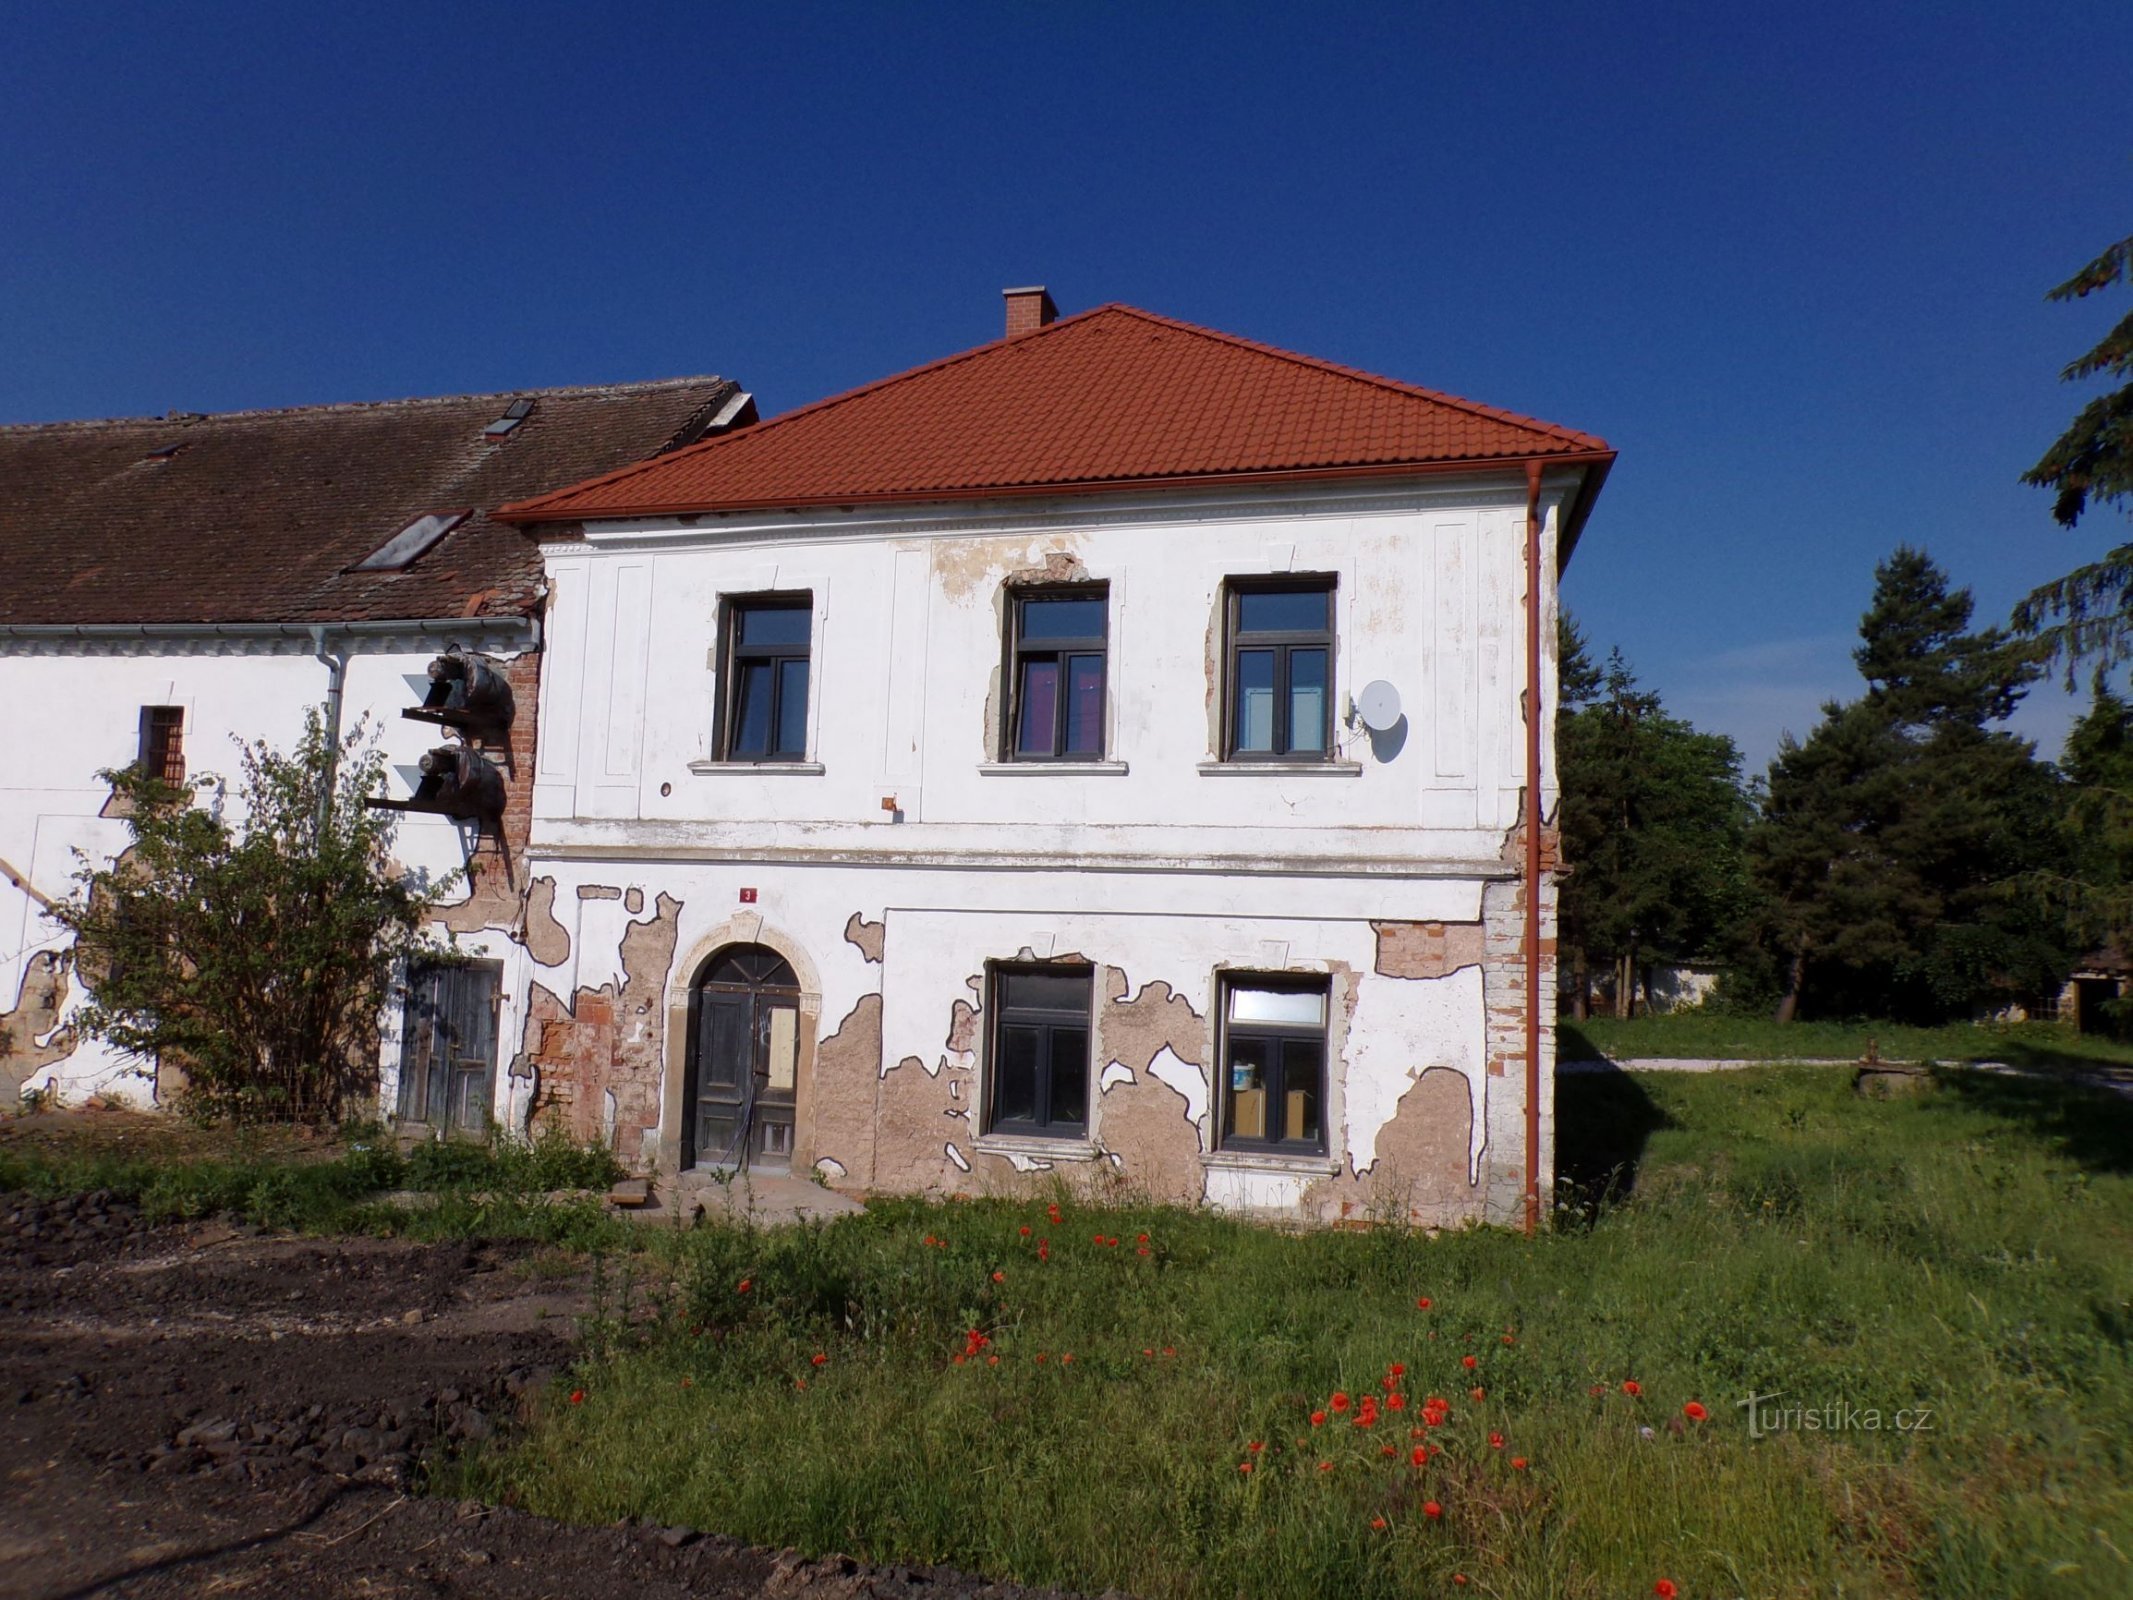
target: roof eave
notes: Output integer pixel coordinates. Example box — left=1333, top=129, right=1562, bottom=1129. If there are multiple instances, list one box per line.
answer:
left=503, top=450, right=1619, bottom=527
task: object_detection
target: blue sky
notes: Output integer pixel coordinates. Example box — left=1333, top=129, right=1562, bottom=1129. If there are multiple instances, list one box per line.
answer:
left=4, top=1, right=2127, bottom=773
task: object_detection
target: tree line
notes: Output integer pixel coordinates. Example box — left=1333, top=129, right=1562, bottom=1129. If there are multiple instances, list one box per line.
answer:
left=1561, top=228, right=2133, bottom=1026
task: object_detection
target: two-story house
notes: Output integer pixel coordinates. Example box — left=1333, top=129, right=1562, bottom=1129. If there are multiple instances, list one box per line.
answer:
left=497, top=292, right=1610, bottom=1227
left=0, top=377, right=750, bottom=1116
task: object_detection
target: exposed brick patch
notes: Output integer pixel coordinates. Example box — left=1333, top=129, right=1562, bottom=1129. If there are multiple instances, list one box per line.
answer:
left=1304, top=1067, right=1480, bottom=1227
left=523, top=892, right=682, bottom=1166
left=576, top=885, right=623, bottom=902
left=1371, top=920, right=1487, bottom=980
left=806, top=993, right=883, bottom=1187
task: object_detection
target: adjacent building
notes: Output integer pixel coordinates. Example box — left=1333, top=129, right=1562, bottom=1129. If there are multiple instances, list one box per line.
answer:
left=0, top=377, right=750, bottom=1116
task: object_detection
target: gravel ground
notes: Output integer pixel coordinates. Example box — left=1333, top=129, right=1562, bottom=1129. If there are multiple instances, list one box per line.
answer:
left=0, top=1192, right=1093, bottom=1600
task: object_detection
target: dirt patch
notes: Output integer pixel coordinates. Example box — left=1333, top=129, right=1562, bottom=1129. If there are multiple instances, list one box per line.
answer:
left=0, top=1194, right=1085, bottom=1600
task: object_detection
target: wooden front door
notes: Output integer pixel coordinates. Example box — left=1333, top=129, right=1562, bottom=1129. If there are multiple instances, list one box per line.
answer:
left=686, top=945, right=801, bottom=1171
left=398, top=961, right=499, bottom=1134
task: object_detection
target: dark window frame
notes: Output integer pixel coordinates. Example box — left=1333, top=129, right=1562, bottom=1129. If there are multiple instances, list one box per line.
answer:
left=1002, top=583, right=1110, bottom=761
left=1215, top=972, right=1331, bottom=1156
left=1222, top=577, right=1336, bottom=760
left=715, top=592, right=814, bottom=762
left=983, top=963, right=1096, bottom=1139
left=138, top=705, right=185, bottom=785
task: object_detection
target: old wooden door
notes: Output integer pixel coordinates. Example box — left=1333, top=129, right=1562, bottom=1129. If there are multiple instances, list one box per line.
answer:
left=686, top=945, right=800, bottom=1171
left=398, top=961, right=500, bottom=1134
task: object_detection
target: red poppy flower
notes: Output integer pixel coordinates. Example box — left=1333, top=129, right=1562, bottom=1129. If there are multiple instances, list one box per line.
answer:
left=1501, top=1335, right=1516, bottom=1346
left=811, top=1353, right=828, bottom=1366
left=1019, top=1225, right=1031, bottom=1236
left=1416, top=1296, right=1433, bottom=1310
left=569, top=1389, right=585, bottom=1405
left=1162, top=1346, right=1176, bottom=1357
left=1238, top=1461, right=1253, bottom=1473
left=737, top=1279, right=751, bottom=1294
left=1589, top=1384, right=1606, bottom=1397
left=1469, top=1388, right=1486, bottom=1402
left=1379, top=1444, right=1396, bottom=1457
left=986, top=1354, right=999, bottom=1366
left=680, top=1378, right=693, bottom=1389
left=991, top=1271, right=1005, bottom=1283
left=1510, top=1456, right=1528, bottom=1471
left=1683, top=1401, right=1708, bottom=1422
left=1462, top=1355, right=1477, bottom=1369
left=1423, top=1500, right=1443, bottom=1519
left=1137, top=1233, right=1149, bottom=1244
left=1318, top=1461, right=1334, bottom=1473
left=1038, top=1242, right=1050, bottom=1261
left=1452, top=1576, right=1469, bottom=1588
left=1653, top=1583, right=1677, bottom=1600
left=1310, top=1410, right=1327, bottom=1427
left=1247, top=1441, right=1264, bottom=1453
left=1389, top=1362, right=1406, bottom=1377
left=795, top=1378, right=808, bottom=1390
left=1489, top=1432, right=1504, bottom=1449
left=1047, top=1205, right=1062, bottom=1222
left=1061, top=1352, right=1074, bottom=1364
left=1137, top=1247, right=1150, bottom=1256
left=1370, top=1516, right=1388, bottom=1531
left=952, top=1354, right=966, bottom=1365
left=1622, top=1380, right=1642, bottom=1397
left=1388, top=1393, right=1407, bottom=1410
left=1093, top=1233, right=1105, bottom=1244
left=1411, top=1446, right=1428, bottom=1466
left=1331, top=1392, right=1352, bottom=1413
left=1036, top=1352, right=1048, bottom=1363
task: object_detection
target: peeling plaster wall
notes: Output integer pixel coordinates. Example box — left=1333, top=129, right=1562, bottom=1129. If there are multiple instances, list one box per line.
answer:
left=0, top=643, right=535, bottom=1110
left=521, top=473, right=1570, bottom=1221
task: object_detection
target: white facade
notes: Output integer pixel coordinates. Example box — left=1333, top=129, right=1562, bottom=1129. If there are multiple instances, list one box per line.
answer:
left=517, top=473, right=1570, bottom=1224
left=0, top=623, right=534, bottom=1113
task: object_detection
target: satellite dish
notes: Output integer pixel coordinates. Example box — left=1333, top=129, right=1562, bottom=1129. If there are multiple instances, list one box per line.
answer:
left=1357, top=679, right=1402, bottom=732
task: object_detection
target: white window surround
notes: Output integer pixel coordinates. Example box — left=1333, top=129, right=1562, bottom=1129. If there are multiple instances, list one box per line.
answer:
left=1196, top=760, right=1362, bottom=777
left=976, top=761, right=1129, bottom=777
left=974, top=1131, right=1102, bottom=1163
left=1199, top=1147, right=1343, bottom=1176
left=686, top=760, right=827, bottom=776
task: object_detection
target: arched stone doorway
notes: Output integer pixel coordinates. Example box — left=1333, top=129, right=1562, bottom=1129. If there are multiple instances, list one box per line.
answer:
left=684, top=943, right=802, bottom=1171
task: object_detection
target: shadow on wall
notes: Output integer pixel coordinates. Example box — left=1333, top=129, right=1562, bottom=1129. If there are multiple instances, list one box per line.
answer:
left=1553, top=1063, right=1671, bottom=1222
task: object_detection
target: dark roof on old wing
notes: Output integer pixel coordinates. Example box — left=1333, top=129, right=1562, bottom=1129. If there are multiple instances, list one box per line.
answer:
left=0, top=377, right=745, bottom=626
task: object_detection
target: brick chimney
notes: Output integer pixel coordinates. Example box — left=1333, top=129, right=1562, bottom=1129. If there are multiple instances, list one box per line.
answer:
left=1003, top=286, right=1058, bottom=338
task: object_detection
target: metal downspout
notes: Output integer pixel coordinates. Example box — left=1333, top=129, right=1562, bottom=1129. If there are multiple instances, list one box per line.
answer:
left=1523, top=462, right=1545, bottom=1238
left=310, top=625, right=347, bottom=832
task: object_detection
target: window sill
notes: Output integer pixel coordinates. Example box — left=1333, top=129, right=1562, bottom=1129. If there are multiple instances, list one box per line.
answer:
left=686, top=760, right=826, bottom=776
left=1200, top=1148, right=1343, bottom=1176
left=1196, top=760, right=1362, bottom=777
left=976, top=761, right=1129, bottom=777
left=974, top=1132, right=1100, bottom=1163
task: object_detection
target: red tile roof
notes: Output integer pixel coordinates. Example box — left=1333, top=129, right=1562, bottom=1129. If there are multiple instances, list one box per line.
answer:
left=502, top=305, right=1611, bottom=523
left=0, top=378, right=742, bottom=626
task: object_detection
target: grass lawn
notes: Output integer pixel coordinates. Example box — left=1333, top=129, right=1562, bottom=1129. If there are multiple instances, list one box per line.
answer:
left=431, top=1067, right=2133, bottom=1600
left=1560, top=1011, right=2133, bottom=1076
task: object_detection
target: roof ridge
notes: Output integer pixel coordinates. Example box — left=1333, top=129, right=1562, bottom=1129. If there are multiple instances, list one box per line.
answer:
left=0, top=375, right=733, bottom=435
left=498, top=307, right=1130, bottom=518
left=1094, top=304, right=1606, bottom=450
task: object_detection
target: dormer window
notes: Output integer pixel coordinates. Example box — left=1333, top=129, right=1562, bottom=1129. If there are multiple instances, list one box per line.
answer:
left=483, top=398, right=535, bottom=438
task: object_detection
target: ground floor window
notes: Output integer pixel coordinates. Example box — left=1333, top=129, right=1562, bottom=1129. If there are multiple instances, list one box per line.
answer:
left=986, top=966, right=1093, bottom=1137
left=397, top=960, right=499, bottom=1134
left=1218, top=976, right=1328, bottom=1154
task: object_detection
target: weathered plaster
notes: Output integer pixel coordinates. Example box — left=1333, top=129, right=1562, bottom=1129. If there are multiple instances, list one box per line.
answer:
left=1089, top=967, right=1207, bottom=1202
left=577, top=884, right=623, bottom=901
left=843, top=912, right=885, bottom=964
left=1, top=951, right=75, bottom=1105
left=1371, top=919, right=1486, bottom=979
left=521, top=877, right=572, bottom=967
left=1305, top=1065, right=1481, bottom=1227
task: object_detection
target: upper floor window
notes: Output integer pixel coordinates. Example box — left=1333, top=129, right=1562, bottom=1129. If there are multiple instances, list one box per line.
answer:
left=1225, top=580, right=1333, bottom=759
left=138, top=706, right=185, bottom=784
left=719, top=595, right=812, bottom=761
left=1217, top=976, right=1328, bottom=1155
left=986, top=965, right=1093, bottom=1138
left=1006, top=586, right=1108, bottom=760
